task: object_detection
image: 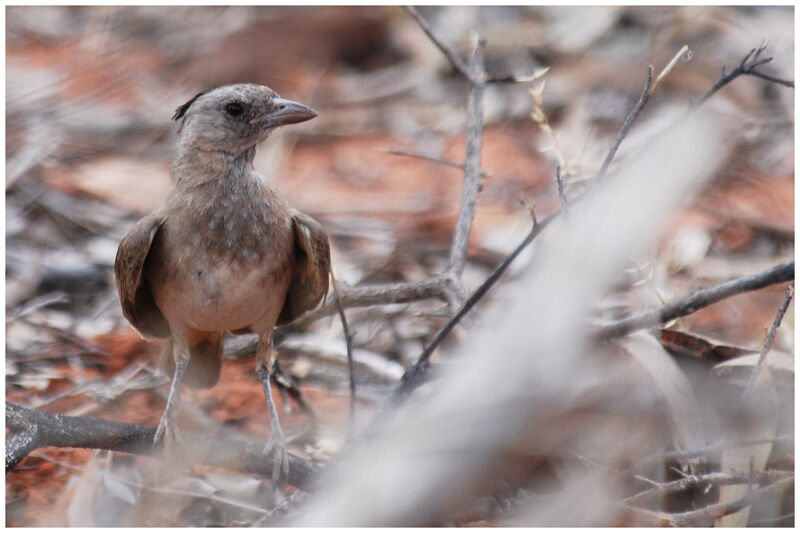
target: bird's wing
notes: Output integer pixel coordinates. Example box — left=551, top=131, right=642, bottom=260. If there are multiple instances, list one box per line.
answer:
left=114, top=212, right=171, bottom=338
left=278, top=210, right=331, bottom=325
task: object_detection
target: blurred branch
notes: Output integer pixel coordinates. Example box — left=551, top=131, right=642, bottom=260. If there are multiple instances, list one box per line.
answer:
left=595, top=261, right=794, bottom=339
left=659, top=434, right=794, bottom=462
left=331, top=275, right=357, bottom=429
left=404, top=6, right=543, bottom=84
left=662, top=476, right=793, bottom=526
left=623, top=469, right=792, bottom=507
left=696, top=41, right=794, bottom=106
left=5, top=402, right=320, bottom=492
left=385, top=147, right=491, bottom=179
left=405, top=6, right=472, bottom=80
left=744, top=283, right=793, bottom=395
left=446, top=37, right=486, bottom=279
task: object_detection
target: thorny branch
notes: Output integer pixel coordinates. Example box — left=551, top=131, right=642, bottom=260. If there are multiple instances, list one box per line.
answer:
left=369, top=41, right=795, bottom=418
left=623, top=469, right=792, bottom=507
left=658, top=477, right=794, bottom=527
left=696, top=41, right=794, bottom=106
left=5, top=402, right=320, bottom=492
left=595, top=261, right=794, bottom=339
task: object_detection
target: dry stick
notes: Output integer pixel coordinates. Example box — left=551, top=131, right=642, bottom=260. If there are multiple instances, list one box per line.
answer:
left=743, top=283, right=794, bottom=396
left=661, top=476, right=794, bottom=527
left=403, top=6, right=539, bottom=84
left=623, top=469, right=792, bottom=507
left=650, top=434, right=794, bottom=463
left=595, top=261, right=794, bottom=340
left=331, top=275, right=357, bottom=429
left=275, top=275, right=457, bottom=337
left=6, top=291, right=69, bottom=323
left=384, top=147, right=491, bottom=179
left=405, top=6, right=471, bottom=79
left=696, top=41, right=794, bottom=106
left=5, top=402, right=320, bottom=491
left=446, top=37, right=487, bottom=280
left=595, top=66, right=653, bottom=182
left=554, top=165, right=568, bottom=215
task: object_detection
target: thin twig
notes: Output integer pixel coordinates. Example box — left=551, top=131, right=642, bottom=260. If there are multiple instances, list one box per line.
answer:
left=595, top=261, right=794, bottom=339
left=385, top=147, right=491, bottom=179
left=743, top=283, right=794, bottom=396
left=659, top=434, right=794, bottom=462
left=405, top=6, right=472, bottom=80
left=650, top=45, right=690, bottom=95
left=331, top=274, right=357, bottom=429
left=595, top=66, right=654, bottom=182
left=6, top=291, right=69, bottom=323
left=554, top=165, right=568, bottom=215
left=696, top=41, right=794, bottom=106
left=404, top=6, right=541, bottom=85
left=663, top=476, right=793, bottom=526
left=623, top=469, right=792, bottom=507
left=276, top=275, right=458, bottom=336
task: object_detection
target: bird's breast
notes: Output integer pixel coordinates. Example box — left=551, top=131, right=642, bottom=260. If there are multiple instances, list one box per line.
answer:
left=147, top=180, right=295, bottom=333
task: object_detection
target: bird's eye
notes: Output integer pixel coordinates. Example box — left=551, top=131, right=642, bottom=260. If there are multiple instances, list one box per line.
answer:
left=225, top=102, right=244, bottom=117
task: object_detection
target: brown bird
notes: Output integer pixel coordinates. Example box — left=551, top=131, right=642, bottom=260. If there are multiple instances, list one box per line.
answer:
left=114, top=84, right=330, bottom=479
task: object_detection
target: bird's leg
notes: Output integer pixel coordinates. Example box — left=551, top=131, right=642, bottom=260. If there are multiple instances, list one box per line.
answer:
left=256, top=334, right=289, bottom=483
left=154, top=339, right=189, bottom=459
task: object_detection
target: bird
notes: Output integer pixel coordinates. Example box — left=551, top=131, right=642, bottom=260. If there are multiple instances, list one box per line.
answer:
left=114, top=83, right=330, bottom=480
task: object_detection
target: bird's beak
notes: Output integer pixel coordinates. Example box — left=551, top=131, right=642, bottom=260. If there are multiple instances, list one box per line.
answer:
left=249, top=98, right=318, bottom=127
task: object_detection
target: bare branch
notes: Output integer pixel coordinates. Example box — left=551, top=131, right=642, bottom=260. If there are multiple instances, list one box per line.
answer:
left=276, top=276, right=457, bottom=335
left=623, top=469, right=792, bottom=507
left=5, top=402, right=320, bottom=491
left=404, top=6, right=472, bottom=80
left=595, top=261, right=794, bottom=339
left=385, top=147, right=491, bottom=179
left=664, top=476, right=794, bottom=526
left=744, top=283, right=794, bottom=395
left=696, top=41, right=794, bottom=106
left=555, top=165, right=568, bottom=215
left=331, top=275, right=357, bottom=428
left=595, top=66, right=654, bottom=182
left=447, top=37, right=486, bottom=278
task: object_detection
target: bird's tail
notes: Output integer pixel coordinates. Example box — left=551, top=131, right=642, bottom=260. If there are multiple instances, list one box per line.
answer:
left=160, top=337, right=223, bottom=389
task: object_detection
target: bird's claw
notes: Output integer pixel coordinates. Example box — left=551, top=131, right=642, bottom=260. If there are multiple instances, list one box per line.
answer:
left=263, top=432, right=290, bottom=484
left=153, top=412, right=184, bottom=459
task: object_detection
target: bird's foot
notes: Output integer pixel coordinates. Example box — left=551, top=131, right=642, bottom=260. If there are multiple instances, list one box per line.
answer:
left=263, top=427, right=290, bottom=484
left=153, top=411, right=185, bottom=460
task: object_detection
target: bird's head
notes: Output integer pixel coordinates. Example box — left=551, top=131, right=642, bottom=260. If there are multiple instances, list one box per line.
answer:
left=172, top=84, right=317, bottom=157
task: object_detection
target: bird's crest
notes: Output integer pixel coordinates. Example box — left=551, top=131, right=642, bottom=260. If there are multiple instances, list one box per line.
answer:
left=172, top=89, right=212, bottom=121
